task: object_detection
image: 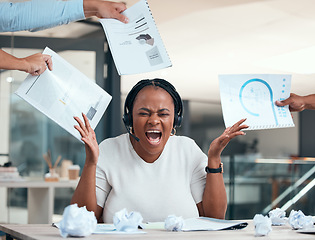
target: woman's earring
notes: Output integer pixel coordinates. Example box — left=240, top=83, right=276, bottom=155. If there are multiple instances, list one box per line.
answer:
left=171, top=128, right=176, bottom=136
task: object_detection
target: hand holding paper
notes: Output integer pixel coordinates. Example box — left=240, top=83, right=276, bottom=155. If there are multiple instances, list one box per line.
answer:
left=83, top=0, right=128, bottom=23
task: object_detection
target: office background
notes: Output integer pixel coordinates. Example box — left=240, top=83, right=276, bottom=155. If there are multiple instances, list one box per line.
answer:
left=1, top=0, right=315, bottom=223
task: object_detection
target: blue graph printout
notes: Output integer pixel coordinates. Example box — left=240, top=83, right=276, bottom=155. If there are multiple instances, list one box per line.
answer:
left=219, top=74, right=295, bottom=130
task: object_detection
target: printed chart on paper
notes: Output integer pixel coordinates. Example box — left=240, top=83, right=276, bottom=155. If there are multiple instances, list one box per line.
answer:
left=219, top=74, right=295, bottom=130
left=99, top=0, right=172, bottom=75
left=15, top=47, right=112, bottom=141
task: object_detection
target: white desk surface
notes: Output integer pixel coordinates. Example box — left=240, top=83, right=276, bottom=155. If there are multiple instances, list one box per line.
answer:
left=0, top=179, right=78, bottom=188
left=1, top=221, right=315, bottom=240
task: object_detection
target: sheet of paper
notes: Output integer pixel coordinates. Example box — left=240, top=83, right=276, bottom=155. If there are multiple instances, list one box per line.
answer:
left=99, top=0, right=172, bottom=75
left=219, top=74, right=295, bottom=130
left=182, top=217, right=248, bottom=231
left=144, top=222, right=165, bottom=230
left=15, top=47, right=112, bottom=142
left=93, top=224, right=146, bottom=234
left=53, top=223, right=145, bottom=235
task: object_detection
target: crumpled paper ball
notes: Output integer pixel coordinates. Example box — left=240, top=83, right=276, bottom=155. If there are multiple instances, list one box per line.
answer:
left=268, top=208, right=287, bottom=226
left=288, top=210, right=314, bottom=230
left=253, top=214, right=272, bottom=237
left=59, top=203, right=97, bottom=238
left=113, top=208, right=143, bottom=232
left=164, top=215, right=184, bottom=231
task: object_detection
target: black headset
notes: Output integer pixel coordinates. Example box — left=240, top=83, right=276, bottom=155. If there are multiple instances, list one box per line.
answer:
left=123, top=78, right=183, bottom=133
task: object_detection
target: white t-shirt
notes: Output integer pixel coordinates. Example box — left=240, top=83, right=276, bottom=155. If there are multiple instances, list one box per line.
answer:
left=96, top=133, right=207, bottom=223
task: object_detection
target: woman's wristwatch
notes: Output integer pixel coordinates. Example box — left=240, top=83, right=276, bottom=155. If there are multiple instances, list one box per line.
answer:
left=205, top=162, right=223, bottom=174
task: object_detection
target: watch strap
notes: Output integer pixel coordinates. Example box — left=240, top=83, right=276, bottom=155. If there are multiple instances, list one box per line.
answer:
left=205, top=163, right=223, bottom=174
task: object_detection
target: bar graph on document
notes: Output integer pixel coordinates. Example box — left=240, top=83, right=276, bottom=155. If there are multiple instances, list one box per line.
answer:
left=15, top=47, right=112, bottom=142
left=99, top=0, right=172, bottom=75
left=219, top=74, right=295, bottom=130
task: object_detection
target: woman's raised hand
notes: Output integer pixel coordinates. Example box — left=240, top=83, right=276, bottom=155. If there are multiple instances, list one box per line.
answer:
left=74, top=113, right=99, bottom=165
left=208, top=119, right=248, bottom=160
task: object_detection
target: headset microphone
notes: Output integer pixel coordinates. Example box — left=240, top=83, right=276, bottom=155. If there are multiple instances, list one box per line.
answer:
left=124, top=124, right=140, bottom=142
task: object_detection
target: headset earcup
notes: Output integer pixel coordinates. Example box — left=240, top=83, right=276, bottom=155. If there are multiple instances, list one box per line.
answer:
left=174, top=115, right=182, bottom=128
left=123, top=113, right=131, bottom=127
left=177, top=115, right=182, bottom=127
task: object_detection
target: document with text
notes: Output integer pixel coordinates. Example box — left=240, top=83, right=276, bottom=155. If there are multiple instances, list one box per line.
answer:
left=182, top=217, right=248, bottom=231
left=99, top=0, right=172, bottom=75
left=15, top=47, right=112, bottom=142
left=219, top=74, right=295, bottom=130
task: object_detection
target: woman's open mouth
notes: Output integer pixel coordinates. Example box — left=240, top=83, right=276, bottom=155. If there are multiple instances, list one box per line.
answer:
left=145, top=130, right=162, bottom=144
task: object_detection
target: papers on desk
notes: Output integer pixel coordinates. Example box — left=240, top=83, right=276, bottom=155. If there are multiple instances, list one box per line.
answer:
left=83, top=219, right=247, bottom=233
left=99, top=0, right=172, bottom=75
left=54, top=218, right=247, bottom=234
left=53, top=223, right=145, bottom=235
left=182, top=217, right=248, bottom=231
left=297, top=228, right=315, bottom=234
left=219, top=74, right=295, bottom=130
left=145, top=218, right=248, bottom=231
left=15, top=47, right=112, bottom=142
left=94, top=224, right=145, bottom=234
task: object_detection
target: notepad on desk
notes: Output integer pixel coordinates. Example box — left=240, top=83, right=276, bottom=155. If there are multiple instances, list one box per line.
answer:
left=182, top=217, right=248, bottom=231
left=219, top=74, right=295, bottom=130
left=145, top=218, right=248, bottom=231
left=53, top=222, right=145, bottom=235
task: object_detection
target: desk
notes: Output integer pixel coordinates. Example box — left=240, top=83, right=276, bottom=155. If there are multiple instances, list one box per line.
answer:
left=1, top=221, right=314, bottom=240
left=0, top=180, right=78, bottom=224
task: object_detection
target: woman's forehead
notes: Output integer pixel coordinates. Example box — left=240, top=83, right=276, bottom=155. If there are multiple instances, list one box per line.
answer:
left=136, top=86, right=172, bottom=99
left=133, top=86, right=174, bottom=107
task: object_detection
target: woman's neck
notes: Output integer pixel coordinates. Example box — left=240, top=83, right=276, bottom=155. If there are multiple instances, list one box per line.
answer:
left=129, top=135, right=161, bottom=163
